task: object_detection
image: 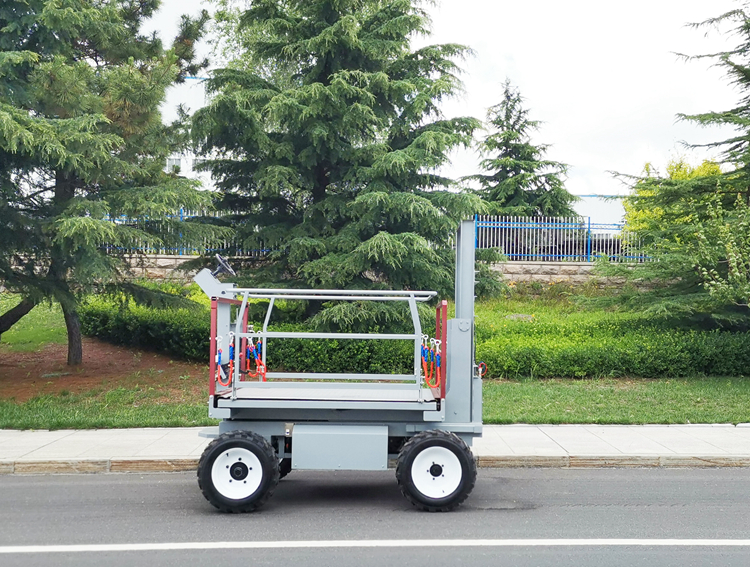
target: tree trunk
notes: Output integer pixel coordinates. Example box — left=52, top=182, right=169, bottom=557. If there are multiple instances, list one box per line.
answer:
left=62, top=304, right=83, bottom=366
left=50, top=169, right=81, bottom=365
left=0, top=298, right=37, bottom=338
left=312, top=165, right=329, bottom=204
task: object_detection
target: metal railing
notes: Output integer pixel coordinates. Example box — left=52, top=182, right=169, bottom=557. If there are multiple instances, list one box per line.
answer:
left=102, top=209, right=645, bottom=263
left=202, top=284, right=443, bottom=405
left=475, top=215, right=646, bottom=263
left=104, top=209, right=269, bottom=257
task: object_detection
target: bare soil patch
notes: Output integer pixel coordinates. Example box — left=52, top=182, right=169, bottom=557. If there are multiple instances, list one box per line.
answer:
left=0, top=338, right=208, bottom=402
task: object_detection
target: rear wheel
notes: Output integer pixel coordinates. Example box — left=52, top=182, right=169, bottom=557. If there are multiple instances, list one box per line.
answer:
left=396, top=430, right=476, bottom=512
left=198, top=431, right=279, bottom=513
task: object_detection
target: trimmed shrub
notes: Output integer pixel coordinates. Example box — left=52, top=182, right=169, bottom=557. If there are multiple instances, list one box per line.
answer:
left=80, top=293, right=750, bottom=380
left=80, top=298, right=210, bottom=361
left=475, top=297, right=750, bottom=379
left=79, top=297, right=412, bottom=373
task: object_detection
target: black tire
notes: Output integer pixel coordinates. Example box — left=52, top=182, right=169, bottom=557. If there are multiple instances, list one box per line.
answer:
left=279, top=458, right=292, bottom=479
left=395, top=429, right=477, bottom=512
left=197, top=430, right=279, bottom=513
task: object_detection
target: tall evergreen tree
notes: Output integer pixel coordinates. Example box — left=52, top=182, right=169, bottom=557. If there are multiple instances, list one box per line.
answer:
left=0, top=0, right=225, bottom=363
left=612, top=160, right=727, bottom=319
left=469, top=79, right=577, bottom=217
left=599, top=6, right=750, bottom=326
left=193, top=0, right=485, bottom=325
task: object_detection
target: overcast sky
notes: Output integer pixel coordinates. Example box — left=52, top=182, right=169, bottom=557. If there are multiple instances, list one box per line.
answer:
left=151, top=0, right=743, bottom=223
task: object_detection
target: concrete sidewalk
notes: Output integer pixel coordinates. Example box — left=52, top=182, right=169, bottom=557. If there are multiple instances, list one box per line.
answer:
left=2, top=424, right=750, bottom=475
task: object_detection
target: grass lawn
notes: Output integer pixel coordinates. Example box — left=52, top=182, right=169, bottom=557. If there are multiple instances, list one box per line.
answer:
left=0, top=383, right=216, bottom=430
left=1, top=376, right=748, bottom=430
left=1, top=294, right=214, bottom=429
left=483, top=377, right=750, bottom=424
left=0, top=295, right=67, bottom=351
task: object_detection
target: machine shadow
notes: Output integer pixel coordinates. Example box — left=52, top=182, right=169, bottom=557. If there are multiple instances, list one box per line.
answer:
left=268, top=471, right=409, bottom=510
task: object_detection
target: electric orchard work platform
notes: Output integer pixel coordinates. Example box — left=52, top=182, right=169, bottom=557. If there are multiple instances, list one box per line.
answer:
left=194, top=219, right=482, bottom=512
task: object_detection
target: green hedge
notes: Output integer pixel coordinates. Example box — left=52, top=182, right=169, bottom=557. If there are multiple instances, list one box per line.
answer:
left=475, top=296, right=750, bottom=379
left=80, top=294, right=750, bottom=379
left=79, top=298, right=412, bottom=374
left=80, top=299, right=211, bottom=360
left=478, top=329, right=750, bottom=378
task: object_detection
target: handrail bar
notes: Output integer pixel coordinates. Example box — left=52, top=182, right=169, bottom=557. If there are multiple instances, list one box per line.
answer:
left=242, top=372, right=417, bottom=382
left=224, top=288, right=436, bottom=301
left=237, top=294, right=433, bottom=302
left=237, top=331, right=417, bottom=340
left=224, top=287, right=432, bottom=395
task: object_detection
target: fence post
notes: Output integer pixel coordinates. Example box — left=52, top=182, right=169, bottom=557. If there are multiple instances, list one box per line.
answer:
left=179, top=207, right=184, bottom=256
left=586, top=217, right=591, bottom=262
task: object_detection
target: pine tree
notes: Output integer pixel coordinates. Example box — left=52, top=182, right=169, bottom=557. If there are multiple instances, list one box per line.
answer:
left=611, top=160, right=727, bottom=319
left=193, top=0, right=486, bottom=326
left=469, top=80, right=577, bottom=217
left=0, top=0, right=225, bottom=363
left=599, top=7, right=750, bottom=326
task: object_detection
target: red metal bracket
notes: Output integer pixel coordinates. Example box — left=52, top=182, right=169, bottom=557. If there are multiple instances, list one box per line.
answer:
left=434, top=300, right=448, bottom=400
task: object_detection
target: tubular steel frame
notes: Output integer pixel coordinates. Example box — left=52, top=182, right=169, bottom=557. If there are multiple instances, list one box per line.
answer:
left=206, top=287, right=439, bottom=404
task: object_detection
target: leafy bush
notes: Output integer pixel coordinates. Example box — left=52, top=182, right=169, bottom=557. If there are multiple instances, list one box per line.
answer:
left=126, top=280, right=308, bottom=323
left=266, top=335, right=412, bottom=375
left=79, top=297, right=412, bottom=373
left=476, top=297, right=750, bottom=378
left=79, top=290, right=750, bottom=379
left=80, top=297, right=211, bottom=360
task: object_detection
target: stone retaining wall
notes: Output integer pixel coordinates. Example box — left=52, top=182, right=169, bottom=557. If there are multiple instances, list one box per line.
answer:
left=126, top=256, right=617, bottom=286
left=125, top=255, right=197, bottom=280
left=492, top=261, right=624, bottom=286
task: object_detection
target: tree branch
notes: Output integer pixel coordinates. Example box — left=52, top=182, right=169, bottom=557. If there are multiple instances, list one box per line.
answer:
left=0, top=298, right=37, bottom=338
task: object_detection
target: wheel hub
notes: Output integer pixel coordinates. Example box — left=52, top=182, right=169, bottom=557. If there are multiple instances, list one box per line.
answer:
left=411, top=446, right=462, bottom=499
left=230, top=461, right=249, bottom=480
left=210, top=447, right=263, bottom=500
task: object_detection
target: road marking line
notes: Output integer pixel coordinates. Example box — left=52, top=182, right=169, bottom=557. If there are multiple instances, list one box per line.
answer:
left=2, top=539, right=750, bottom=554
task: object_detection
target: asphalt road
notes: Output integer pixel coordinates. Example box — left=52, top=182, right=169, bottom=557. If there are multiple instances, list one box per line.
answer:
left=1, top=469, right=749, bottom=566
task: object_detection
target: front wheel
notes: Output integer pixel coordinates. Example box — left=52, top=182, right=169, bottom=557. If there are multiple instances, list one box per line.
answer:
left=396, top=430, right=476, bottom=512
left=197, top=431, right=279, bottom=513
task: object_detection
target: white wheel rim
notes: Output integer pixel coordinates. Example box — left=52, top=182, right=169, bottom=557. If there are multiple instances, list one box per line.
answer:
left=410, top=446, right=462, bottom=499
left=211, top=447, right=263, bottom=500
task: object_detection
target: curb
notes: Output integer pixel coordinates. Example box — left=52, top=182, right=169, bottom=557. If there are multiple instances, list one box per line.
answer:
left=476, top=455, right=750, bottom=468
left=2, top=455, right=750, bottom=475
left=0, top=458, right=199, bottom=475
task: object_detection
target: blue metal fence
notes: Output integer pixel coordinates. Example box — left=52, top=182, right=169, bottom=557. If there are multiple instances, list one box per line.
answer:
left=102, top=210, right=644, bottom=263
left=475, top=215, right=644, bottom=263
left=104, top=209, right=270, bottom=257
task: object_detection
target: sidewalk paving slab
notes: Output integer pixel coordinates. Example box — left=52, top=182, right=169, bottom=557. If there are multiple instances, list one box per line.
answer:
left=1, top=425, right=750, bottom=474
left=578, top=425, right=676, bottom=455
left=537, top=426, right=620, bottom=455
left=624, top=426, right=730, bottom=455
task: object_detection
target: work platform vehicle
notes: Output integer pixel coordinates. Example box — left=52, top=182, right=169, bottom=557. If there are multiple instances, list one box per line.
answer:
left=194, top=220, right=482, bottom=512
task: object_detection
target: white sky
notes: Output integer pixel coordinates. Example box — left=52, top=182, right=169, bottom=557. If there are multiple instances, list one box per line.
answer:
left=152, top=0, right=743, bottom=224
